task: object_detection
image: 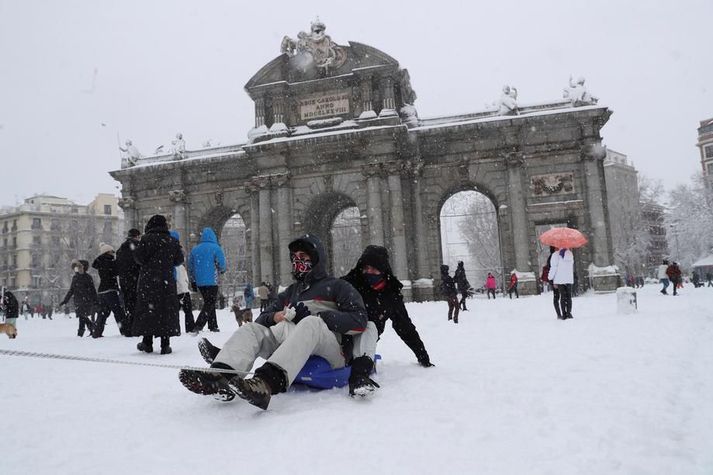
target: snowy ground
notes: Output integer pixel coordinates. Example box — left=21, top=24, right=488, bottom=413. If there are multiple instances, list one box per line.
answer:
left=1, top=284, right=713, bottom=475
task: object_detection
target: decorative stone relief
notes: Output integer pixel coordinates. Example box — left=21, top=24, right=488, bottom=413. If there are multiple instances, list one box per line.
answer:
left=168, top=189, right=188, bottom=203
left=280, top=19, right=347, bottom=74
left=530, top=173, right=575, bottom=197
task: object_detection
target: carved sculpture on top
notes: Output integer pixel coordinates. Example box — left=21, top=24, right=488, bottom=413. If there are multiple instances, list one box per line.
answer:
left=119, top=139, right=142, bottom=167
left=172, top=132, right=186, bottom=159
left=497, top=85, right=519, bottom=116
left=280, top=18, right=347, bottom=74
left=563, top=75, right=598, bottom=106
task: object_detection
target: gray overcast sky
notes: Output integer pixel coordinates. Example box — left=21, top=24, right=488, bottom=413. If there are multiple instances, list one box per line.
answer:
left=1, top=0, right=711, bottom=206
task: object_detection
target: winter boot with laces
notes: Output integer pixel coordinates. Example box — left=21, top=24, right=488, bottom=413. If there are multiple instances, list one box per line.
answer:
left=178, top=363, right=237, bottom=402
left=198, top=338, right=221, bottom=364
left=348, top=355, right=380, bottom=398
left=228, top=363, right=287, bottom=410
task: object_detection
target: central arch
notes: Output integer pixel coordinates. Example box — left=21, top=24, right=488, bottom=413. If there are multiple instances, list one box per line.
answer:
left=302, top=192, right=362, bottom=274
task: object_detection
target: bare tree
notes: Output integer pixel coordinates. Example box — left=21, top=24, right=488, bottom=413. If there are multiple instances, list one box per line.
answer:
left=666, top=172, right=713, bottom=270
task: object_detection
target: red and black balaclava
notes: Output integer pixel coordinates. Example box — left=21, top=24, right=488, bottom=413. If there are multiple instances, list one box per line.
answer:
left=289, top=239, right=317, bottom=281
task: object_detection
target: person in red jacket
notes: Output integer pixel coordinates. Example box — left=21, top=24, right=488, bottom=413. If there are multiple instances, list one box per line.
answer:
left=485, top=272, right=497, bottom=299
left=665, top=261, right=682, bottom=296
left=508, top=272, right=519, bottom=299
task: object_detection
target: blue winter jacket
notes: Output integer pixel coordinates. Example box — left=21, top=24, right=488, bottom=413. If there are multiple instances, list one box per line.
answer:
left=188, top=228, right=227, bottom=287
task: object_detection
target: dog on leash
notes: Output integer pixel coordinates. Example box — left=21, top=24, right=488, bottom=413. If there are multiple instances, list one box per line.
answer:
left=0, top=323, right=17, bottom=339
left=231, top=304, right=253, bottom=327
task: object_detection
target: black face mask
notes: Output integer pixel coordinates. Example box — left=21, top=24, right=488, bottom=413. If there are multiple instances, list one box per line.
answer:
left=291, top=254, right=313, bottom=281
left=364, top=273, right=384, bottom=286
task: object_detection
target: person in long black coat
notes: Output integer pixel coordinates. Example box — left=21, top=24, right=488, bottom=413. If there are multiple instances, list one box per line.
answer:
left=132, top=215, right=183, bottom=354
left=116, top=228, right=141, bottom=337
left=59, top=260, right=98, bottom=337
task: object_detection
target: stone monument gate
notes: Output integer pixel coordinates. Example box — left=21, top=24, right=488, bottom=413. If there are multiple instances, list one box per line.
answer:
left=111, top=21, right=616, bottom=300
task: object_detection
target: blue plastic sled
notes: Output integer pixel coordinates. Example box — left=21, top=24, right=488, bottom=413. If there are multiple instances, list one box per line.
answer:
left=294, top=354, right=381, bottom=389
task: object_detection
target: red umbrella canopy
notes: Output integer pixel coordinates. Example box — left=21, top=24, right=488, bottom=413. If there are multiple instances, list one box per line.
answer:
left=538, top=227, right=588, bottom=249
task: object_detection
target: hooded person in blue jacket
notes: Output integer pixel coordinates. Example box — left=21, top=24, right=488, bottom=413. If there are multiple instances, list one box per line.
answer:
left=188, top=227, right=227, bottom=333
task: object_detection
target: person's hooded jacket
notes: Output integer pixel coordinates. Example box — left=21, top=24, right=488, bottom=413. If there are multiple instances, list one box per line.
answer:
left=342, top=245, right=432, bottom=365
left=131, top=215, right=183, bottom=337
left=92, top=252, right=119, bottom=293
left=1, top=287, right=19, bottom=318
left=440, top=265, right=457, bottom=297
left=188, top=227, right=227, bottom=287
left=256, top=234, right=367, bottom=337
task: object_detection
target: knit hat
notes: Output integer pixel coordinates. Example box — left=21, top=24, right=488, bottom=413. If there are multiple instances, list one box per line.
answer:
left=127, top=228, right=141, bottom=238
left=99, top=243, right=114, bottom=255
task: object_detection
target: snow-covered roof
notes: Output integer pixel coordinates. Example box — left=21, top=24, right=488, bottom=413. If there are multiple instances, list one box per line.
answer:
left=692, top=255, right=713, bottom=267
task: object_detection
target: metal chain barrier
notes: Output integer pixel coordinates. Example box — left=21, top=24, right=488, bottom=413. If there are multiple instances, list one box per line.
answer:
left=0, top=348, right=253, bottom=376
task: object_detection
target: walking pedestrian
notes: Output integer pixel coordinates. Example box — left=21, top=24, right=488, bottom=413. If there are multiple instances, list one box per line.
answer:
left=170, top=230, right=195, bottom=334
left=188, top=227, right=227, bottom=333
left=1, top=286, right=19, bottom=329
left=92, top=243, right=127, bottom=337
left=58, top=260, right=97, bottom=337
left=243, top=283, right=255, bottom=309
left=657, top=259, right=670, bottom=295
left=257, top=283, right=269, bottom=311
left=486, top=272, right=497, bottom=299
left=440, top=265, right=459, bottom=323
left=116, top=228, right=141, bottom=337
left=508, top=271, right=519, bottom=299
left=666, top=261, right=682, bottom=296
left=548, top=248, right=575, bottom=319
left=454, top=261, right=471, bottom=311
left=707, top=272, right=713, bottom=287
left=133, top=215, right=184, bottom=355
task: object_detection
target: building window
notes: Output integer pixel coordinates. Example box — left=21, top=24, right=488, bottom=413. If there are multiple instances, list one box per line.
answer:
left=10, top=277, right=15, bottom=288
left=11, top=237, right=16, bottom=248
left=51, top=218, right=60, bottom=231
left=705, top=144, right=713, bottom=159
left=32, top=217, right=42, bottom=229
left=32, top=235, right=41, bottom=245
left=32, top=254, right=41, bottom=267
left=32, top=275, right=42, bottom=288
left=104, top=204, right=112, bottom=215
left=707, top=162, right=713, bottom=175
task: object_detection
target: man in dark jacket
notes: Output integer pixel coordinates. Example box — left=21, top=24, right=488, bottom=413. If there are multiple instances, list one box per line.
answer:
left=666, top=261, right=682, bottom=296
left=1, top=286, right=19, bottom=328
left=92, top=243, right=127, bottom=337
left=342, top=245, right=434, bottom=397
left=132, top=215, right=184, bottom=354
left=188, top=227, right=227, bottom=333
left=453, top=261, right=470, bottom=311
left=180, top=234, right=367, bottom=410
left=440, top=265, right=459, bottom=323
left=59, top=259, right=97, bottom=337
left=115, top=228, right=141, bottom=337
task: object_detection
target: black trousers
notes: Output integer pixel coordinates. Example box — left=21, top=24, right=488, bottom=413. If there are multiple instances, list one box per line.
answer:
left=94, top=290, right=126, bottom=337
left=487, top=289, right=496, bottom=299
left=447, top=295, right=460, bottom=323
left=142, top=334, right=170, bottom=349
left=559, top=284, right=573, bottom=317
left=552, top=285, right=562, bottom=318
left=76, top=304, right=95, bottom=336
left=178, top=292, right=195, bottom=333
left=120, top=277, right=138, bottom=335
left=194, top=286, right=219, bottom=331
left=459, top=291, right=468, bottom=310
left=508, top=285, right=519, bottom=299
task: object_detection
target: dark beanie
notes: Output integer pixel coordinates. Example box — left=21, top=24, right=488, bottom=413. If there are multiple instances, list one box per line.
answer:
left=127, top=228, right=141, bottom=238
left=358, top=245, right=391, bottom=274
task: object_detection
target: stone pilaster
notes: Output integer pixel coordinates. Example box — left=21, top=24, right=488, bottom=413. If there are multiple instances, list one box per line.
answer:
left=272, top=96, right=286, bottom=125
left=407, top=159, right=433, bottom=301
left=274, top=173, right=293, bottom=287
left=359, top=76, right=377, bottom=119
left=504, top=152, right=531, bottom=272
left=257, top=179, right=274, bottom=285
left=117, top=196, right=138, bottom=231
left=362, top=164, right=385, bottom=246
left=582, top=144, right=611, bottom=267
left=254, top=97, right=265, bottom=127
left=244, top=181, right=261, bottom=286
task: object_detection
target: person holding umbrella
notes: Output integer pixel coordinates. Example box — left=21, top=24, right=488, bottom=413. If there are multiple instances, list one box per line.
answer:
left=539, top=227, right=587, bottom=320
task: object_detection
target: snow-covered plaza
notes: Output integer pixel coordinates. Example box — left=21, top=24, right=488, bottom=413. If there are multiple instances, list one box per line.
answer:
left=2, top=284, right=712, bottom=475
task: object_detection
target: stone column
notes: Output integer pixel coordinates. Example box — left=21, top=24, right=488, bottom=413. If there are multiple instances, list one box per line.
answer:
left=257, top=177, right=274, bottom=285
left=254, top=97, right=266, bottom=127
left=505, top=153, right=531, bottom=272
left=582, top=144, right=611, bottom=266
left=358, top=76, right=376, bottom=119
left=362, top=165, right=385, bottom=246
left=275, top=174, right=293, bottom=287
left=379, top=77, right=397, bottom=117
left=386, top=163, right=409, bottom=283
left=168, top=189, right=189, bottom=248
left=272, top=96, right=285, bottom=125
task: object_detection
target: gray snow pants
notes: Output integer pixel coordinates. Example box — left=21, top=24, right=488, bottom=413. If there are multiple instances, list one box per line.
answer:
left=213, top=315, right=346, bottom=385
left=351, top=321, right=378, bottom=360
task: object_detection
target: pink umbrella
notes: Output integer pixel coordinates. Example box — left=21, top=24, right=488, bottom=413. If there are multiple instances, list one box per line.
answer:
left=538, top=227, right=588, bottom=249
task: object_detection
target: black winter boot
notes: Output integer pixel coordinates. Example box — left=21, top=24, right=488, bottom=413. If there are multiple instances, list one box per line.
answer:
left=349, top=356, right=380, bottom=398
left=198, top=338, right=221, bottom=364
left=229, top=363, right=287, bottom=410
left=179, top=364, right=236, bottom=402
left=137, top=336, right=153, bottom=353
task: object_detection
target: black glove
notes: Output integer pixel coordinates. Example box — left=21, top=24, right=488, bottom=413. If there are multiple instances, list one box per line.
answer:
left=288, top=302, right=311, bottom=324
left=190, top=281, right=198, bottom=292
